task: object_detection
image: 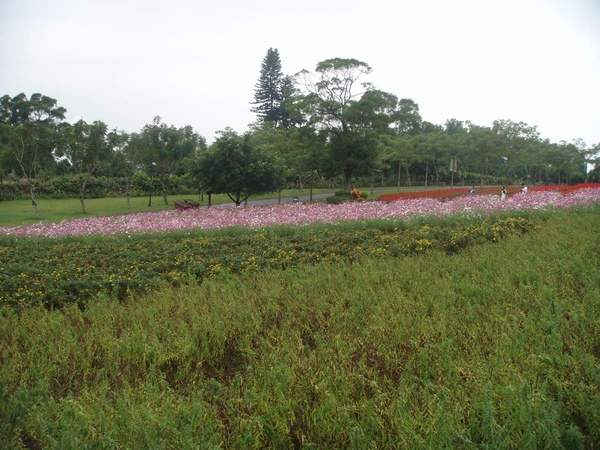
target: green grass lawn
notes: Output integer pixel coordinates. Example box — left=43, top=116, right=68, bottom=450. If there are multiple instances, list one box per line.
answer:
left=0, top=186, right=467, bottom=228
left=0, top=189, right=334, bottom=228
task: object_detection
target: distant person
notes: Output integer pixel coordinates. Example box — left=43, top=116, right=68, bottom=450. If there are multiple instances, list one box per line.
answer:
left=521, top=183, right=528, bottom=194
left=469, top=186, right=476, bottom=195
left=501, top=186, right=507, bottom=201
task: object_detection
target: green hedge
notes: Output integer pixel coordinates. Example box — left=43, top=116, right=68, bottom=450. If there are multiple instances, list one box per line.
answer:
left=0, top=173, right=199, bottom=201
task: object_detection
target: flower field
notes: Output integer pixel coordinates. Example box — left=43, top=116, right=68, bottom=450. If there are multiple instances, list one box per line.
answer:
left=1, top=209, right=599, bottom=448
left=2, top=185, right=599, bottom=308
left=378, top=182, right=600, bottom=202
left=1, top=217, right=537, bottom=308
left=1, top=185, right=600, bottom=239
left=1, top=184, right=600, bottom=448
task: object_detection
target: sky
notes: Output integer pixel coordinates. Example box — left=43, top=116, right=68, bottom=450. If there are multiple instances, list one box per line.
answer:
left=1, top=0, right=599, bottom=147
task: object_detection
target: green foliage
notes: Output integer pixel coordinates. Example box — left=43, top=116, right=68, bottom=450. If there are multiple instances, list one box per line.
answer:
left=251, top=48, right=292, bottom=128
left=0, top=174, right=198, bottom=201
left=326, top=194, right=348, bottom=204
left=0, top=216, right=536, bottom=309
left=297, top=58, right=398, bottom=190
left=0, top=211, right=598, bottom=448
left=193, top=128, right=285, bottom=205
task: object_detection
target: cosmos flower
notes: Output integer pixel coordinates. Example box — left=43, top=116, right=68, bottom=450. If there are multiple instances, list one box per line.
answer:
left=1, top=188, right=599, bottom=239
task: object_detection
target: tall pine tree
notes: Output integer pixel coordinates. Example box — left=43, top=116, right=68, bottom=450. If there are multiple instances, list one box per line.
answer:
left=251, top=48, right=286, bottom=127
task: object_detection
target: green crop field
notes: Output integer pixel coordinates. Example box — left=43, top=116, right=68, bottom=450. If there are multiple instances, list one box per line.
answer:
left=1, top=209, right=599, bottom=448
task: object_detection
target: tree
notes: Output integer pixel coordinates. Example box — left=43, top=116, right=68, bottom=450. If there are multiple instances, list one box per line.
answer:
left=251, top=48, right=291, bottom=128
left=587, top=143, right=600, bottom=182
left=378, top=134, right=416, bottom=188
left=412, top=131, right=448, bottom=188
left=193, top=128, right=285, bottom=206
left=138, top=116, right=205, bottom=205
left=585, top=143, right=600, bottom=182
left=117, top=131, right=148, bottom=208
left=251, top=124, right=329, bottom=199
left=279, top=75, right=302, bottom=129
left=57, top=120, right=110, bottom=213
left=100, top=129, right=130, bottom=178
left=0, top=93, right=66, bottom=217
left=393, top=98, right=423, bottom=135
left=444, top=119, right=468, bottom=187
left=296, top=58, right=397, bottom=190
left=553, top=140, right=587, bottom=184
left=492, top=119, right=540, bottom=183
left=466, top=123, right=500, bottom=185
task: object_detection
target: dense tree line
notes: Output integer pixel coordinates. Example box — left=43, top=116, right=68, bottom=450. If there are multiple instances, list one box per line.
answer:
left=1, top=50, right=599, bottom=212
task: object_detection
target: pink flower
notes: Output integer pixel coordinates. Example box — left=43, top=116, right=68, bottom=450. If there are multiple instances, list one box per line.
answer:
left=1, top=188, right=599, bottom=239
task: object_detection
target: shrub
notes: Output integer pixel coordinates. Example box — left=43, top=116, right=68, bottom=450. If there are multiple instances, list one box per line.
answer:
left=326, top=195, right=347, bottom=204
left=0, top=216, right=537, bottom=309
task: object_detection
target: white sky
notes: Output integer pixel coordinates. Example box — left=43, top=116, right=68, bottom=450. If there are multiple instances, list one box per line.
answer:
left=1, top=0, right=599, bottom=147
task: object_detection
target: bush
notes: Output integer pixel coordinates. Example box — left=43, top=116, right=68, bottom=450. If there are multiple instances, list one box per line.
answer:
left=1, top=212, right=597, bottom=448
left=0, top=216, right=537, bottom=309
left=326, top=195, right=347, bottom=204
left=0, top=174, right=200, bottom=202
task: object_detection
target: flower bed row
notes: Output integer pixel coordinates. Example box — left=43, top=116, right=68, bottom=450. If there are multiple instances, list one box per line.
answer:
left=1, top=188, right=600, bottom=239
left=378, top=183, right=600, bottom=202
left=1, top=217, right=536, bottom=309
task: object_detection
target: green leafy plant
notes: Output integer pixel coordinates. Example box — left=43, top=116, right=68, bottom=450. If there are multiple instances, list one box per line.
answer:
left=1, top=216, right=536, bottom=308
left=0, top=210, right=598, bottom=448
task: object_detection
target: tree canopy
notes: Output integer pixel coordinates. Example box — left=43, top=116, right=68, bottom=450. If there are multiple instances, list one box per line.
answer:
left=251, top=48, right=294, bottom=129
left=1, top=54, right=597, bottom=209
left=192, top=128, right=285, bottom=206
left=296, top=58, right=397, bottom=189
left=0, top=93, right=66, bottom=215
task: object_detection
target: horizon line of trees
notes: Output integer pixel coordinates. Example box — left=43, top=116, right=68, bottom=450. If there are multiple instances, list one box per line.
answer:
left=2, top=50, right=599, bottom=215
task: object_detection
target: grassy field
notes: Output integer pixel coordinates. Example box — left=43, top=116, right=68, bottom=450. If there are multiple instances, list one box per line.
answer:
left=0, top=189, right=335, bottom=228
left=1, top=209, right=599, bottom=448
left=0, top=185, right=460, bottom=228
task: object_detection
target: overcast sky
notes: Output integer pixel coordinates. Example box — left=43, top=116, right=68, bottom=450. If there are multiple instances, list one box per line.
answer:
left=2, top=0, right=599, bottom=147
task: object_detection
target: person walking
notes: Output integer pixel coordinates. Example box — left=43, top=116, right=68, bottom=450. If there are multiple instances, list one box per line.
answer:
left=501, top=186, right=507, bottom=200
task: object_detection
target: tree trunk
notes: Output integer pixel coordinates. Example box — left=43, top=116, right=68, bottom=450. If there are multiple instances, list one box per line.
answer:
left=157, top=178, right=168, bottom=205
left=30, top=185, right=39, bottom=219
left=79, top=179, right=87, bottom=214
left=125, top=176, right=133, bottom=208
left=370, top=172, right=374, bottom=195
